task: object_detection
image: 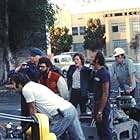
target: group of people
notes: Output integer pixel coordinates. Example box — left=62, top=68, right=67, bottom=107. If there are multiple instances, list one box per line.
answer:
left=9, top=47, right=137, bottom=140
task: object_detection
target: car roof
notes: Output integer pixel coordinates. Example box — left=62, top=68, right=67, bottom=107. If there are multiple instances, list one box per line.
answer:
left=61, top=52, right=78, bottom=57
left=53, top=54, right=72, bottom=58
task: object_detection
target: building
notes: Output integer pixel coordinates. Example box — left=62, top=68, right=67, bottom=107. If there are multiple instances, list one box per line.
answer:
left=55, top=7, right=140, bottom=60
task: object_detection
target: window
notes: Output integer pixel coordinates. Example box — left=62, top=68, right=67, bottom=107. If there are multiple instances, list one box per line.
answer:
left=72, top=27, right=78, bottom=35
left=112, top=22, right=126, bottom=32
left=132, top=20, right=140, bottom=33
left=114, top=13, right=123, bottom=16
left=79, top=26, right=85, bottom=35
left=113, top=39, right=128, bottom=54
left=61, top=57, right=71, bottom=63
left=112, top=25, right=118, bottom=32
left=54, top=58, right=60, bottom=63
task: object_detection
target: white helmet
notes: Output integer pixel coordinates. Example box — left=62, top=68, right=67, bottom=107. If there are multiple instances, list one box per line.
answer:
left=113, top=47, right=125, bottom=57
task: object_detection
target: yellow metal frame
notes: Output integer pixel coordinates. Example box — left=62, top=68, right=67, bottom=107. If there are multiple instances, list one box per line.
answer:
left=26, top=113, right=57, bottom=140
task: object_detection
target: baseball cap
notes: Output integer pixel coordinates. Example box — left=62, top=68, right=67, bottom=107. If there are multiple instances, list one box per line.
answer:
left=113, top=47, right=125, bottom=57
left=30, top=48, right=42, bottom=57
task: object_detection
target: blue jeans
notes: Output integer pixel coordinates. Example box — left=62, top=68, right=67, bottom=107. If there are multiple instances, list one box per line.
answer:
left=51, top=105, right=85, bottom=140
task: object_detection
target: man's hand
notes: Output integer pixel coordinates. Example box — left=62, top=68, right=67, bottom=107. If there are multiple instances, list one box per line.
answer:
left=96, top=112, right=103, bottom=122
left=126, top=86, right=133, bottom=95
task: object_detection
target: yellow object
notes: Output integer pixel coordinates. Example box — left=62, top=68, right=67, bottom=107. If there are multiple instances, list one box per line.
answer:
left=35, top=113, right=50, bottom=139
left=46, top=133, right=57, bottom=140
left=26, top=113, right=57, bottom=140
left=26, top=127, right=31, bottom=138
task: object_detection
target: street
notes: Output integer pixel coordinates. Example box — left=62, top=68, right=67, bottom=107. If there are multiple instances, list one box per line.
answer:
left=0, top=87, right=20, bottom=123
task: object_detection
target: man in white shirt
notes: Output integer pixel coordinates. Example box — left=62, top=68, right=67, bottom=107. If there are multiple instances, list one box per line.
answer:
left=111, top=47, right=136, bottom=97
left=10, top=72, right=85, bottom=140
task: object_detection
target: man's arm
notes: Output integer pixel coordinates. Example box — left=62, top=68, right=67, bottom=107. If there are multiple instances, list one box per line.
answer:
left=126, top=73, right=136, bottom=94
left=96, top=81, right=109, bottom=122
left=98, top=81, right=109, bottom=113
left=128, top=59, right=136, bottom=91
left=57, top=76, right=69, bottom=100
left=27, top=101, right=37, bottom=116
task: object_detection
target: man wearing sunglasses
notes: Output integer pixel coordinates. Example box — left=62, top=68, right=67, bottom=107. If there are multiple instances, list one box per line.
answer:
left=111, top=47, right=136, bottom=97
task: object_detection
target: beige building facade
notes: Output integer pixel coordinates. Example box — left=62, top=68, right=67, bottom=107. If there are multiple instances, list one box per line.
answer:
left=55, top=8, right=140, bottom=60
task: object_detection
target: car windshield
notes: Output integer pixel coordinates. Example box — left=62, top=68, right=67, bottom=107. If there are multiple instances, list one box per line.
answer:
left=61, top=57, right=72, bottom=62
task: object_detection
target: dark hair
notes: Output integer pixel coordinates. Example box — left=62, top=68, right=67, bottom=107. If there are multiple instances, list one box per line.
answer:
left=94, top=51, right=105, bottom=66
left=38, top=57, right=53, bottom=69
left=10, top=72, right=30, bottom=87
left=73, top=53, right=85, bottom=65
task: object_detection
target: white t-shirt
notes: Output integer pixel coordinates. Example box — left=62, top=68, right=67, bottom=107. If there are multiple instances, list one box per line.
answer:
left=22, top=81, right=72, bottom=118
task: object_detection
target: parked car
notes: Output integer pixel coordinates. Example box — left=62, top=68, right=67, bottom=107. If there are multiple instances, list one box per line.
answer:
left=51, top=54, right=74, bottom=70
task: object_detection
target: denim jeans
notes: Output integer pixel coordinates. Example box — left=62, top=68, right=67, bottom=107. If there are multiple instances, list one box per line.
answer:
left=51, top=105, right=85, bottom=140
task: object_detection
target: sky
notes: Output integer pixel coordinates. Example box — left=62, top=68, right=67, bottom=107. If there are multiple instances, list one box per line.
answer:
left=51, top=0, right=140, bottom=13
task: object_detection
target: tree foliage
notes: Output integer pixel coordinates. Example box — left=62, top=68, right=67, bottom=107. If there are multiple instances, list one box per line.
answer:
left=130, top=34, right=140, bottom=50
left=49, top=26, right=73, bottom=55
left=8, top=0, right=58, bottom=52
left=83, top=18, right=106, bottom=51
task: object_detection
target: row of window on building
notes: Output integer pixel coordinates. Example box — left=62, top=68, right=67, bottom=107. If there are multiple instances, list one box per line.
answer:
left=72, top=20, right=140, bottom=35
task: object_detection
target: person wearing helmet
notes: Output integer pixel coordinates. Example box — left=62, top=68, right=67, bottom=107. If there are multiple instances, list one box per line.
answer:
left=111, top=47, right=136, bottom=97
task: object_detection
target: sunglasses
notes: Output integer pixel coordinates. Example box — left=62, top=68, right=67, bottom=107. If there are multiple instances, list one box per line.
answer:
left=115, top=55, right=120, bottom=58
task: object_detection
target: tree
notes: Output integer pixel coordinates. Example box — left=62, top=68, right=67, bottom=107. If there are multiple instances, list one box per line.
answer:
left=0, top=0, right=58, bottom=84
left=130, top=34, right=140, bottom=50
left=83, top=18, right=106, bottom=51
left=0, top=0, right=10, bottom=84
left=8, top=0, right=58, bottom=52
left=49, top=26, right=73, bottom=55
left=130, top=34, right=140, bottom=62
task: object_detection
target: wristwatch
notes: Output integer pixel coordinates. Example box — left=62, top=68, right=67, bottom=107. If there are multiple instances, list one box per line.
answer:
left=98, top=111, right=102, bottom=115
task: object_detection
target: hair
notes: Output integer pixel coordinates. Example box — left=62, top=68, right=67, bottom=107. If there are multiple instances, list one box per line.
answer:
left=73, top=53, right=85, bottom=65
left=38, top=57, right=53, bottom=69
left=94, top=51, right=105, bottom=66
left=10, top=72, right=30, bottom=87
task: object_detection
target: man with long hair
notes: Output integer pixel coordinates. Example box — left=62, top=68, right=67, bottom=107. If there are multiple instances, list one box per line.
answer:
left=10, top=72, right=85, bottom=140
left=90, top=51, right=112, bottom=140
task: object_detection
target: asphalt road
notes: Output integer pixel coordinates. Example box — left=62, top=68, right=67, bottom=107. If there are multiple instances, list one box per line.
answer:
left=0, top=87, right=20, bottom=123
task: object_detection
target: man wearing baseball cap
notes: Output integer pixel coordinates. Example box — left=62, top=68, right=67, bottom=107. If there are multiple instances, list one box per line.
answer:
left=111, top=47, right=136, bottom=97
left=16, top=47, right=43, bottom=82
left=14, top=47, right=43, bottom=139
left=30, top=47, right=43, bottom=57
